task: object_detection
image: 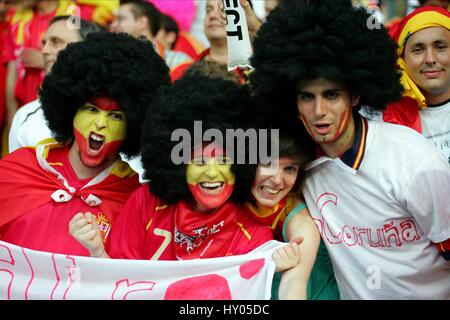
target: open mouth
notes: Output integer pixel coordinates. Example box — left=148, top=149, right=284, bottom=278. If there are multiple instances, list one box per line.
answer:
left=199, top=181, right=224, bottom=194
left=88, top=132, right=104, bottom=154
left=260, top=185, right=281, bottom=196
left=314, top=123, right=332, bottom=135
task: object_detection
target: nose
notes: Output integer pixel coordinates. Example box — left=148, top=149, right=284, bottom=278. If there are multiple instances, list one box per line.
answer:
left=94, top=113, right=107, bottom=130
left=314, top=97, right=326, bottom=117
left=41, top=41, right=51, bottom=55
left=205, top=160, right=219, bottom=179
left=424, top=47, right=437, bottom=66
left=271, top=169, right=283, bottom=186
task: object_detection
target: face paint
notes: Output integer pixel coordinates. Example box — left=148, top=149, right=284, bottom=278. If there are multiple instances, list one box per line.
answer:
left=73, top=97, right=126, bottom=168
left=186, top=143, right=235, bottom=211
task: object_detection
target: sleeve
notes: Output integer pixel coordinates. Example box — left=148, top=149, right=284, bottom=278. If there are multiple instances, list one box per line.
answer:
left=8, top=106, right=25, bottom=152
left=107, top=185, right=156, bottom=259
left=404, top=154, right=450, bottom=245
left=282, top=202, right=307, bottom=242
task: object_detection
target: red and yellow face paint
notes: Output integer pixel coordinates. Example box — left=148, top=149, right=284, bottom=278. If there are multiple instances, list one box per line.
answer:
left=73, top=96, right=126, bottom=168
left=186, top=144, right=235, bottom=212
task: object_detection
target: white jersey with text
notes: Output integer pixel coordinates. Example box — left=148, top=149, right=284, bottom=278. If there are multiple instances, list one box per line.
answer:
left=303, top=116, right=450, bottom=299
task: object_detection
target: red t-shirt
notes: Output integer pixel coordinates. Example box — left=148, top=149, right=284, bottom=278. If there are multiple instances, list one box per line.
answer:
left=107, top=184, right=273, bottom=260
left=0, top=146, right=138, bottom=256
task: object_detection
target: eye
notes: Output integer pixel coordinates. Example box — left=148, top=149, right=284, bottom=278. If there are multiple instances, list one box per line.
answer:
left=110, top=112, right=124, bottom=121
left=83, top=104, right=98, bottom=113
left=284, top=165, right=298, bottom=174
left=324, top=90, right=339, bottom=99
left=297, top=93, right=314, bottom=101
left=436, top=43, right=448, bottom=51
left=411, top=46, right=423, bottom=54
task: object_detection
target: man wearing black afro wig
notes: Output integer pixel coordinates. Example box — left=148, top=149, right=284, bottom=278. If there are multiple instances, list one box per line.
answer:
left=0, top=32, right=170, bottom=257
left=70, top=75, right=303, bottom=281
left=250, top=0, right=450, bottom=299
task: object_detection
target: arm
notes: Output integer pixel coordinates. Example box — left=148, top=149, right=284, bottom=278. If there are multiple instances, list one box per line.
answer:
left=5, top=61, right=19, bottom=131
left=239, top=0, right=262, bottom=41
left=278, top=205, right=320, bottom=300
left=69, top=212, right=110, bottom=258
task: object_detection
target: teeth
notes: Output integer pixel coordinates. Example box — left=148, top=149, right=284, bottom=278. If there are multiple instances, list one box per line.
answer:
left=262, top=186, right=279, bottom=195
left=91, top=133, right=104, bottom=141
left=201, top=182, right=223, bottom=188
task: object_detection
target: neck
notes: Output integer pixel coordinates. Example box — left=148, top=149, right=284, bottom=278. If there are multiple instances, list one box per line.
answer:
left=255, top=202, right=277, bottom=215
left=208, top=41, right=228, bottom=65
left=137, top=29, right=153, bottom=42
left=68, top=143, right=118, bottom=180
left=321, top=116, right=356, bottom=159
left=425, top=89, right=450, bottom=106
left=36, top=1, right=58, bottom=15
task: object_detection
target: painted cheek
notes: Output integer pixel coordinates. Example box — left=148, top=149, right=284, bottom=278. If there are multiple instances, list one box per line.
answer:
left=73, top=111, right=94, bottom=139
left=187, top=183, right=234, bottom=210
left=333, top=108, right=351, bottom=141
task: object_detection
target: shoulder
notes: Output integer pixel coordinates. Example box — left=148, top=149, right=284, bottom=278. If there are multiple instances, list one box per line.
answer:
left=368, top=119, right=438, bottom=157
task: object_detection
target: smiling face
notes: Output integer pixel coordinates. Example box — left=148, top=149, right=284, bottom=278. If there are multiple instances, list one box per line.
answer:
left=204, top=0, right=227, bottom=43
left=404, top=27, right=450, bottom=104
left=73, top=97, right=126, bottom=168
left=252, top=157, right=299, bottom=209
left=186, top=144, right=235, bottom=212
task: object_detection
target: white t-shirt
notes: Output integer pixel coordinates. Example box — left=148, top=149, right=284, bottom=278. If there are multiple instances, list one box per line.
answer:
left=303, top=115, right=450, bottom=299
left=8, top=99, right=52, bottom=153
left=420, top=101, right=450, bottom=165
left=360, top=101, right=450, bottom=165
left=7, top=99, right=147, bottom=182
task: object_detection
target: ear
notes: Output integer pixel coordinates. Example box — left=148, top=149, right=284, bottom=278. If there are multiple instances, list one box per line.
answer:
left=137, top=16, right=149, bottom=32
left=166, top=31, right=177, bottom=48
left=351, top=96, right=360, bottom=107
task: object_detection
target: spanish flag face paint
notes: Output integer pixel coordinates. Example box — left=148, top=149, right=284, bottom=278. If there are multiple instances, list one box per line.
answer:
left=296, top=78, right=358, bottom=145
left=73, top=97, right=126, bottom=168
left=186, top=143, right=235, bottom=212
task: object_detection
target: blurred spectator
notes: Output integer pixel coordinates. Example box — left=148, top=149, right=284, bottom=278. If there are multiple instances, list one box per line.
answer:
left=156, top=11, right=204, bottom=60
left=8, top=15, right=101, bottom=153
left=111, top=0, right=192, bottom=80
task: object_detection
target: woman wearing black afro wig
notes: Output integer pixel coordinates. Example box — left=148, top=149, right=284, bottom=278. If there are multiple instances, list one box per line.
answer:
left=70, top=75, right=303, bottom=282
left=250, top=0, right=450, bottom=300
left=0, top=32, right=170, bottom=257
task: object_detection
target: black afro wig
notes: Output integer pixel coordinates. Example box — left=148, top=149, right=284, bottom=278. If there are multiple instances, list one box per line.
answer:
left=250, top=0, right=403, bottom=121
left=39, top=32, right=170, bottom=158
left=142, top=75, right=262, bottom=205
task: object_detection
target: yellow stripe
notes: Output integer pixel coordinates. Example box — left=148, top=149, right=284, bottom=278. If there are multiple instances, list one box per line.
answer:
left=338, top=108, right=350, bottom=134
left=48, top=162, right=63, bottom=166
left=398, top=11, right=450, bottom=54
left=236, top=222, right=251, bottom=240
left=145, top=218, right=153, bottom=231
left=180, top=31, right=205, bottom=54
left=156, top=204, right=168, bottom=211
left=352, top=117, right=366, bottom=170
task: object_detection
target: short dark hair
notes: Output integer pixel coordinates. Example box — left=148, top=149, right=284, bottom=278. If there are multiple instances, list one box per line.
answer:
left=40, top=32, right=170, bottom=158
left=48, top=15, right=103, bottom=40
left=120, top=0, right=162, bottom=36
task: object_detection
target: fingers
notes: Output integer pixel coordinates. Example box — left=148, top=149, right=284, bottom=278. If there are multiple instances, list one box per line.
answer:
left=69, top=212, right=97, bottom=235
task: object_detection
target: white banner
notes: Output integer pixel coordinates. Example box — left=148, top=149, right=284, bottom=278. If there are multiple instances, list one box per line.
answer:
left=0, top=240, right=284, bottom=300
